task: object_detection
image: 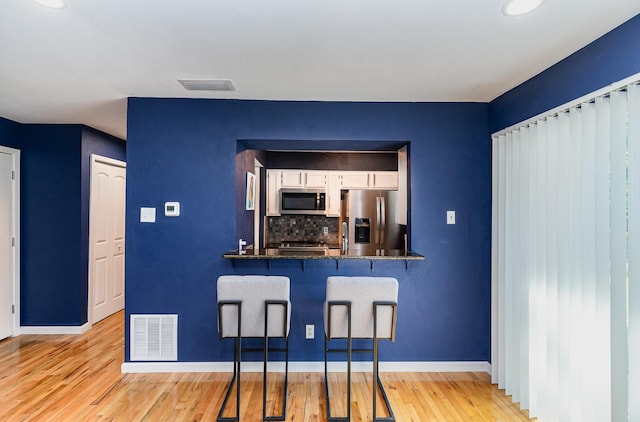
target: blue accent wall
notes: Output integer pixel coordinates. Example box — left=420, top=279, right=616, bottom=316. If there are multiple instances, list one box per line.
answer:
left=489, top=13, right=640, bottom=133
left=0, top=117, right=21, bottom=148
left=1, top=119, right=125, bottom=326
left=20, top=125, right=84, bottom=324
left=125, top=99, right=491, bottom=362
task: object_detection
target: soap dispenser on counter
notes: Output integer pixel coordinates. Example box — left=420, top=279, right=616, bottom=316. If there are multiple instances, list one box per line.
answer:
left=341, top=222, right=348, bottom=253
left=238, top=239, right=247, bottom=255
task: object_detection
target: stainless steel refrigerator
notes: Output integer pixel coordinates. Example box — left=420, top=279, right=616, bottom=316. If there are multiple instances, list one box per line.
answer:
left=340, top=190, right=405, bottom=255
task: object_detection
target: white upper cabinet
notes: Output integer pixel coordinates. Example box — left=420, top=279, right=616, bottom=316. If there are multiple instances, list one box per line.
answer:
left=280, top=170, right=304, bottom=188
left=340, top=171, right=370, bottom=189
left=280, top=170, right=327, bottom=188
left=370, top=171, right=398, bottom=190
left=326, top=172, right=341, bottom=216
left=304, top=171, right=327, bottom=188
left=266, top=169, right=282, bottom=216
left=339, top=171, right=398, bottom=190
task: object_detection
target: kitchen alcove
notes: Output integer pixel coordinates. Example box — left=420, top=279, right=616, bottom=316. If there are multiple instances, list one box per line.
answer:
left=234, top=140, right=410, bottom=253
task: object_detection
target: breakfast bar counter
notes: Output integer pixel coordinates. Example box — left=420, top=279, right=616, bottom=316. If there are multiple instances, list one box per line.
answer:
left=223, top=248, right=424, bottom=270
left=224, top=248, right=424, bottom=260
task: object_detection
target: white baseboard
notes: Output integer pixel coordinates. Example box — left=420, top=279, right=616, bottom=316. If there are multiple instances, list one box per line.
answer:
left=19, top=323, right=91, bottom=335
left=122, top=361, right=491, bottom=374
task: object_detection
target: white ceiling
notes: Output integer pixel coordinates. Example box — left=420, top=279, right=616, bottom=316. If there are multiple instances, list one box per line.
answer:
left=1, top=1, right=639, bottom=140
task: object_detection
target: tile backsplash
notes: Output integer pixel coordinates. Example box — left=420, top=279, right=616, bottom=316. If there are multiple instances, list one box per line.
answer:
left=267, top=215, right=339, bottom=246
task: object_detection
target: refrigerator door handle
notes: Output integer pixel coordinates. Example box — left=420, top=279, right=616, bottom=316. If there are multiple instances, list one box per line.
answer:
left=375, top=196, right=381, bottom=245
left=380, top=196, right=386, bottom=246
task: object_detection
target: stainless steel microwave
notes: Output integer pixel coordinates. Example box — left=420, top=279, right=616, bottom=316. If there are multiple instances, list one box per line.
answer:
left=280, top=189, right=326, bottom=214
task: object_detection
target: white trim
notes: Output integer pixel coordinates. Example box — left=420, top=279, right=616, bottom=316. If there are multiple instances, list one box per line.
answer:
left=492, top=71, right=640, bottom=137
left=122, top=360, right=491, bottom=374
left=91, top=153, right=126, bottom=169
left=0, top=145, right=20, bottom=338
left=19, top=323, right=91, bottom=335
left=88, top=154, right=126, bottom=326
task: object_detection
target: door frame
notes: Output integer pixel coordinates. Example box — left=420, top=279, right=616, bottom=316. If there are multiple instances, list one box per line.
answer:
left=88, top=154, right=126, bottom=326
left=0, top=146, right=20, bottom=337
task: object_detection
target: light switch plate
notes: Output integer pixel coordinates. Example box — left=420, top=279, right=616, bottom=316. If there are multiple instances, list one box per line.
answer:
left=140, top=207, right=156, bottom=223
left=447, top=210, right=456, bottom=225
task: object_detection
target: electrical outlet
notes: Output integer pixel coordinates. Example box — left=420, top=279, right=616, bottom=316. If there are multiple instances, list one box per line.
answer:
left=305, top=324, right=314, bottom=339
left=323, top=226, right=329, bottom=235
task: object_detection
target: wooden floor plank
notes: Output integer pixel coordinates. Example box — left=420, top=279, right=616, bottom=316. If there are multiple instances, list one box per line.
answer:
left=0, top=311, right=534, bottom=421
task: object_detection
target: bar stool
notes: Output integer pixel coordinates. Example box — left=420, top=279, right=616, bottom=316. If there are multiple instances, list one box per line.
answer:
left=216, top=275, right=291, bottom=422
left=323, top=276, right=399, bottom=422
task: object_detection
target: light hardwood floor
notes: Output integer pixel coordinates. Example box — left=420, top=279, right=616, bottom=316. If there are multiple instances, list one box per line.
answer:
left=0, top=311, right=533, bottom=421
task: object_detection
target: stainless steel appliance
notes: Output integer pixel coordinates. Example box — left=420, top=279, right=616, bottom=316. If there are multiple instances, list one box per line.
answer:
left=340, top=190, right=405, bottom=255
left=280, top=189, right=326, bottom=215
left=277, top=240, right=329, bottom=256
left=277, top=241, right=328, bottom=252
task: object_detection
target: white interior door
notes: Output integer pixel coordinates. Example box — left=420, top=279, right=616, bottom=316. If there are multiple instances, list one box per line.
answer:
left=0, top=152, right=14, bottom=340
left=89, top=156, right=126, bottom=324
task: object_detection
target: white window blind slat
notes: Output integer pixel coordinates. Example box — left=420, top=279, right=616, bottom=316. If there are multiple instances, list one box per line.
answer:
left=627, top=83, right=640, bottom=422
left=594, top=96, right=612, bottom=422
left=544, top=115, right=560, bottom=421
left=491, top=137, right=501, bottom=385
left=610, top=90, right=629, bottom=422
left=556, top=111, right=572, bottom=422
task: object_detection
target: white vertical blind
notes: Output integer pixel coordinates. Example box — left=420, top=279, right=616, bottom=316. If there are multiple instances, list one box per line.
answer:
left=628, top=83, right=640, bottom=422
left=610, top=90, right=628, bottom=422
left=492, top=79, right=639, bottom=421
left=593, top=96, right=612, bottom=422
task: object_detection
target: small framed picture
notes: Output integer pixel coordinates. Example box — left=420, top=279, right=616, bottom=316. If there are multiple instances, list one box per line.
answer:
left=245, top=172, right=256, bottom=210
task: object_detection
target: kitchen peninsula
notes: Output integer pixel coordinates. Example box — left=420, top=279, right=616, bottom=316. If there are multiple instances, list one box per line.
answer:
left=223, top=248, right=424, bottom=260
left=223, top=248, right=424, bottom=271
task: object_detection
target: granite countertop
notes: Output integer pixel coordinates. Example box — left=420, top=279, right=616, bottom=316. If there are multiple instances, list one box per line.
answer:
left=223, top=248, right=425, bottom=260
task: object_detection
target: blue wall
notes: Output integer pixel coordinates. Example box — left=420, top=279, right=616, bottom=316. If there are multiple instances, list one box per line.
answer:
left=0, top=117, right=21, bottom=148
left=20, top=125, right=84, bottom=324
left=490, top=13, right=640, bottom=133
left=125, top=99, right=492, bottom=362
left=0, top=120, right=125, bottom=325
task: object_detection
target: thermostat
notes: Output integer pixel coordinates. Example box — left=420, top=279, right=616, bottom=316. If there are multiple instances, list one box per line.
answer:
left=164, top=202, right=180, bottom=217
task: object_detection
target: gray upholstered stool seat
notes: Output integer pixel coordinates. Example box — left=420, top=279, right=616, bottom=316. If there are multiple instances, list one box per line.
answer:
left=323, top=276, right=398, bottom=422
left=217, top=275, right=291, bottom=422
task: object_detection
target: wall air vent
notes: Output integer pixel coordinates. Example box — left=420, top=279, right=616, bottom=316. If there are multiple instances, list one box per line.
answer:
left=178, top=79, right=236, bottom=92
left=130, top=314, right=177, bottom=361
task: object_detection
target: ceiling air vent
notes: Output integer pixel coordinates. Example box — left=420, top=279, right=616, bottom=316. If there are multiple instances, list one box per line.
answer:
left=178, top=79, right=236, bottom=92
left=130, top=314, right=177, bottom=361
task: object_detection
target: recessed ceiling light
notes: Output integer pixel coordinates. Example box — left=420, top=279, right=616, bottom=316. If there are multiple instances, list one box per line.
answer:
left=178, top=79, right=236, bottom=92
left=502, top=0, right=544, bottom=17
left=32, top=0, right=67, bottom=9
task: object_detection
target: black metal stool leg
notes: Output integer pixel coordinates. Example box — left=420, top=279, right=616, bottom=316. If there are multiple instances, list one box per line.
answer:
left=264, top=300, right=289, bottom=421
left=372, top=301, right=397, bottom=422
left=325, top=301, right=352, bottom=422
left=217, top=301, right=242, bottom=422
